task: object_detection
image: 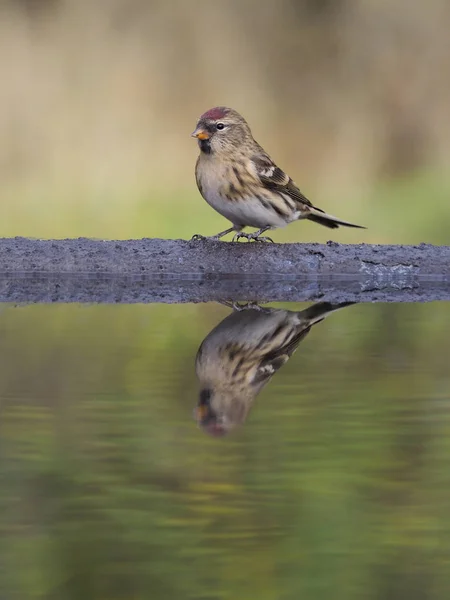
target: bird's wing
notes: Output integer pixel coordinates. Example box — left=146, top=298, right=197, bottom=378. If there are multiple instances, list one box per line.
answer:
left=252, top=326, right=312, bottom=385
left=251, top=153, right=315, bottom=209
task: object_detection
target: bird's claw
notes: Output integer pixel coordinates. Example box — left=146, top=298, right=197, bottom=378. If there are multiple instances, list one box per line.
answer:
left=236, top=302, right=266, bottom=312
left=219, top=300, right=265, bottom=312
left=191, top=233, right=220, bottom=242
left=232, top=232, right=274, bottom=243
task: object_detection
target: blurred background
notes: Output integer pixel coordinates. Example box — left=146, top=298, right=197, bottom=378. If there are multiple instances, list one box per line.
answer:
left=1, top=0, right=450, bottom=243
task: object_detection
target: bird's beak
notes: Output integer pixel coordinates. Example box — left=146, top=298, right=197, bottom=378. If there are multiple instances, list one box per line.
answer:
left=194, top=404, right=209, bottom=421
left=191, top=127, right=210, bottom=140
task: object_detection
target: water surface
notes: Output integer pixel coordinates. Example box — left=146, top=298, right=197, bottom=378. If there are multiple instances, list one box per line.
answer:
left=0, top=301, right=449, bottom=599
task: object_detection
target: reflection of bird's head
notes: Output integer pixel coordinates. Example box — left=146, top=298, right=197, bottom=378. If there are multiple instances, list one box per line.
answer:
left=194, top=387, right=249, bottom=437
left=194, top=388, right=227, bottom=437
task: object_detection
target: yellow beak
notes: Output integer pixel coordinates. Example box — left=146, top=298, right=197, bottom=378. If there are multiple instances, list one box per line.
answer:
left=195, top=405, right=209, bottom=421
left=191, top=128, right=210, bottom=140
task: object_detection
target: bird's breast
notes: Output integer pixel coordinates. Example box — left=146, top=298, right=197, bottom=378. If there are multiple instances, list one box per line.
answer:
left=195, top=157, right=291, bottom=229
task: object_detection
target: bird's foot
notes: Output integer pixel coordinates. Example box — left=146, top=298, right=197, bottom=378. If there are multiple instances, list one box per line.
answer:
left=232, top=231, right=274, bottom=243
left=219, top=300, right=266, bottom=312
left=191, top=226, right=236, bottom=242
left=238, top=301, right=266, bottom=312
left=191, top=233, right=220, bottom=241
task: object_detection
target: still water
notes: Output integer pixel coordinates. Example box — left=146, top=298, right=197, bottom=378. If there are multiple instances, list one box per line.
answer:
left=0, top=301, right=449, bottom=599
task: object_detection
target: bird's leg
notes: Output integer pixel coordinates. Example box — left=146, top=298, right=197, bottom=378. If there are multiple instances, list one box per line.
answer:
left=237, top=301, right=267, bottom=311
left=217, top=300, right=266, bottom=312
left=191, top=226, right=236, bottom=242
left=217, top=300, right=235, bottom=309
left=218, top=300, right=247, bottom=311
left=232, top=227, right=274, bottom=243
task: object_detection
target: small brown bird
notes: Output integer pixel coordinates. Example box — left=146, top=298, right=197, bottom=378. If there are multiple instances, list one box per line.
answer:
left=191, top=106, right=365, bottom=242
left=194, top=301, right=354, bottom=436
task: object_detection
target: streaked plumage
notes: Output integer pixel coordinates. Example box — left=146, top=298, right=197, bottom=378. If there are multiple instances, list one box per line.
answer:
left=194, top=301, right=354, bottom=436
left=191, top=106, right=365, bottom=242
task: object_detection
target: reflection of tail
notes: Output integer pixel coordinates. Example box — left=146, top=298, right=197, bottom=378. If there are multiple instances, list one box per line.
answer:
left=301, top=301, right=355, bottom=326
left=307, top=206, right=366, bottom=229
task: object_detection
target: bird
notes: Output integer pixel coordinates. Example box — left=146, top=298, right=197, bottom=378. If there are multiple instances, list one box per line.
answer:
left=191, top=106, right=365, bottom=242
left=194, top=301, right=355, bottom=436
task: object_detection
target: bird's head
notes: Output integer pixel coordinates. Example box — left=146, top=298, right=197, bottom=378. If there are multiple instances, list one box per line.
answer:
left=193, top=386, right=252, bottom=437
left=191, top=107, right=252, bottom=155
left=194, top=388, right=229, bottom=437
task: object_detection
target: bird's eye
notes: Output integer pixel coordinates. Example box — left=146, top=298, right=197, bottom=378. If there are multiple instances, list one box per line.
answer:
left=216, top=122, right=225, bottom=130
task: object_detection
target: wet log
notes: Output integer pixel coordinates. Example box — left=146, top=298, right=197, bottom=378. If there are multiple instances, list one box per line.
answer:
left=0, top=237, right=448, bottom=304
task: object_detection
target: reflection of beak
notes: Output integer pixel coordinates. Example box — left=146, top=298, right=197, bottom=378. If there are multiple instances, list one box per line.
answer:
left=191, top=128, right=210, bottom=140
left=194, top=404, right=209, bottom=421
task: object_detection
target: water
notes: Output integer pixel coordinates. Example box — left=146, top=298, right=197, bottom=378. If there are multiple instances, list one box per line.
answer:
left=1, top=300, right=450, bottom=599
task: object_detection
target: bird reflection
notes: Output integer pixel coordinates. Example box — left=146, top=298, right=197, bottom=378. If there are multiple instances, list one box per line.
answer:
left=194, top=301, right=354, bottom=436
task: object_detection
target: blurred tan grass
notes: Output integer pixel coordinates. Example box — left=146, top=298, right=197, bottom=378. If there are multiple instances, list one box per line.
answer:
left=0, top=0, right=449, bottom=243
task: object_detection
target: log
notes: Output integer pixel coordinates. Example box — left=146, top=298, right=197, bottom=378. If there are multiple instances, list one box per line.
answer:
left=0, top=237, right=448, bottom=304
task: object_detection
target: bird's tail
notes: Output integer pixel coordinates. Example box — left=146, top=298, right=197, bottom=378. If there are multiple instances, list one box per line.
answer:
left=307, top=207, right=366, bottom=229
left=299, top=301, right=355, bottom=327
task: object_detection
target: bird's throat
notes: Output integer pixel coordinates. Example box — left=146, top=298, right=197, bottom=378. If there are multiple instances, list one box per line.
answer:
left=199, top=139, right=212, bottom=154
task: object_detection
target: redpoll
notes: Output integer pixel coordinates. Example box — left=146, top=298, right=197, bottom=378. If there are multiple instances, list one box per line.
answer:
left=191, top=106, right=365, bottom=242
left=194, top=301, right=354, bottom=436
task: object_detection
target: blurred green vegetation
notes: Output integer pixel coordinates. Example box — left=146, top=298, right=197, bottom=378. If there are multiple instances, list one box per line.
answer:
left=1, top=0, right=450, bottom=244
left=3, top=169, right=450, bottom=244
left=0, top=301, right=450, bottom=599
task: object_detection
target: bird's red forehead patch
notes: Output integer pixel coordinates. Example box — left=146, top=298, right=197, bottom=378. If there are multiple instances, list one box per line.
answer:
left=200, top=106, right=229, bottom=121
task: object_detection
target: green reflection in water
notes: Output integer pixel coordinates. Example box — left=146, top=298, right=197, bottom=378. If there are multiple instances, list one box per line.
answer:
left=0, top=302, right=449, bottom=599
